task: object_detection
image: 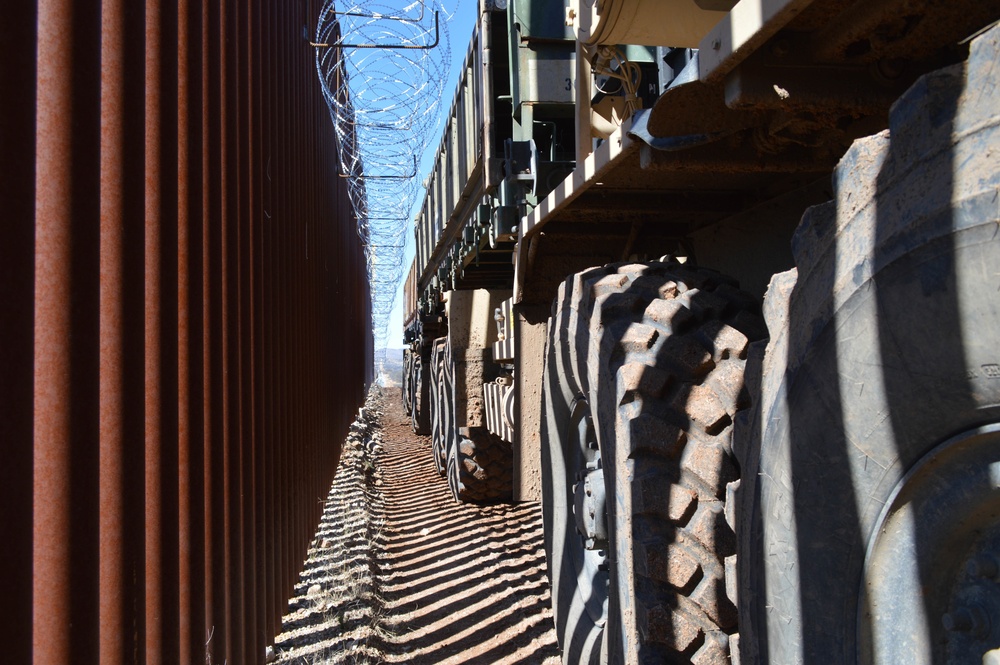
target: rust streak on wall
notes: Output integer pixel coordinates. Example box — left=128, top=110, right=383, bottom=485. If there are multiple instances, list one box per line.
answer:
left=33, top=0, right=77, bottom=661
left=1, top=2, right=373, bottom=664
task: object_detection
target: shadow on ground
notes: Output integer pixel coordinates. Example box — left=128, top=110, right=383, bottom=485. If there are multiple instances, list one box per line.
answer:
left=377, top=391, right=562, bottom=665
left=272, top=388, right=561, bottom=664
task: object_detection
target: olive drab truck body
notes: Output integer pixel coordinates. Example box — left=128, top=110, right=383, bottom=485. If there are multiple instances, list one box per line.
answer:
left=403, top=0, right=1000, bottom=662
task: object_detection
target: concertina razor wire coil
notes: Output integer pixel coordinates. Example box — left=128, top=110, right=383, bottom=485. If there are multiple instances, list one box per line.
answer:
left=314, top=0, right=454, bottom=374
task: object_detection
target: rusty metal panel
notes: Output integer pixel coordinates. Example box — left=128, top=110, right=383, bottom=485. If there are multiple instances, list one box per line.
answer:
left=0, top=1, right=372, bottom=664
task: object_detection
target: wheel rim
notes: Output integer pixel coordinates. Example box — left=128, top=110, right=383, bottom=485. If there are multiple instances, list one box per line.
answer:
left=860, top=424, right=1000, bottom=664
left=566, top=395, right=610, bottom=626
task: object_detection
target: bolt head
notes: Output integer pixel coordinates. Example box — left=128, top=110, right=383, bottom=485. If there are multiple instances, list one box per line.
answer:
left=942, top=606, right=990, bottom=637
left=967, top=554, right=999, bottom=579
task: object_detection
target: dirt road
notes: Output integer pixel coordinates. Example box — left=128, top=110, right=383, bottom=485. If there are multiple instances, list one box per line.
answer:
left=273, top=389, right=562, bottom=664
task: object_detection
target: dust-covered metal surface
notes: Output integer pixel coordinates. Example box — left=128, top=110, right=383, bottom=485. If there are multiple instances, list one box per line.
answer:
left=0, top=1, right=372, bottom=664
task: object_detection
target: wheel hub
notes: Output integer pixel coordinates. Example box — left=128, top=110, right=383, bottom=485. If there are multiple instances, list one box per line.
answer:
left=860, top=424, right=1000, bottom=664
left=944, top=528, right=1000, bottom=660
left=567, top=396, right=610, bottom=626
left=574, top=465, right=608, bottom=550
left=569, top=397, right=608, bottom=551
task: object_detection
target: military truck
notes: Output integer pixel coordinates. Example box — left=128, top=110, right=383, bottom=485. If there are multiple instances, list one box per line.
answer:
left=402, top=0, right=1000, bottom=662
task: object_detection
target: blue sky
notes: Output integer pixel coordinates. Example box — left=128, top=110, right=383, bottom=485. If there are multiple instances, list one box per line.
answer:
left=384, top=0, right=479, bottom=348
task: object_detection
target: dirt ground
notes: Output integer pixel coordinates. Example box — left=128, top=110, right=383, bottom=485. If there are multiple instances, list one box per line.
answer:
left=272, top=388, right=562, bottom=664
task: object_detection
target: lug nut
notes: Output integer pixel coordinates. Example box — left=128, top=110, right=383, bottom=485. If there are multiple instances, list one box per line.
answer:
left=967, top=554, right=1000, bottom=580
left=942, top=606, right=989, bottom=636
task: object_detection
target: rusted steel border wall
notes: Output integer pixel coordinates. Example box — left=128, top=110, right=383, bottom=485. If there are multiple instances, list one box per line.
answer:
left=0, top=1, right=373, bottom=664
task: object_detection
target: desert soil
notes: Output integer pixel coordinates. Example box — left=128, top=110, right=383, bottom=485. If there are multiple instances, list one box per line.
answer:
left=272, top=387, right=562, bottom=664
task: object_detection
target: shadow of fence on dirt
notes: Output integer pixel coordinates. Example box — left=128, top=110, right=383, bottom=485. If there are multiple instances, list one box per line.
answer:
left=271, top=401, right=388, bottom=665
left=377, top=407, right=562, bottom=665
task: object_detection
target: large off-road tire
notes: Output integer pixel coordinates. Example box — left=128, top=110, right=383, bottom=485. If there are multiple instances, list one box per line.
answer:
left=426, top=332, right=515, bottom=502
left=430, top=339, right=450, bottom=477
left=739, top=26, right=1000, bottom=665
left=447, top=428, right=514, bottom=503
left=410, top=351, right=431, bottom=435
left=542, top=259, right=766, bottom=664
left=402, top=349, right=414, bottom=417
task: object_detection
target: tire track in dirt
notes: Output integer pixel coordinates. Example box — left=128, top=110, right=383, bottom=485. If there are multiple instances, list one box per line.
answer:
left=379, top=391, right=562, bottom=665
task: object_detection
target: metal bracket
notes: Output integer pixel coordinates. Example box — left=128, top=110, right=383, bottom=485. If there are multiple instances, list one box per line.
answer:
left=311, top=11, right=440, bottom=50
left=339, top=155, right=417, bottom=180
left=325, top=2, right=428, bottom=23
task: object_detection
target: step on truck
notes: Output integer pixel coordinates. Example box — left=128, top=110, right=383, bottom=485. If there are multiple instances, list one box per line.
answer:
left=402, top=0, right=1000, bottom=662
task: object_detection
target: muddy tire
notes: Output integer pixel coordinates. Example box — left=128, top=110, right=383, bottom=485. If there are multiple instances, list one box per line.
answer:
left=402, top=350, right=414, bottom=417
left=447, top=429, right=514, bottom=503
left=739, top=27, right=1000, bottom=665
left=411, top=351, right=431, bottom=436
left=428, top=337, right=514, bottom=502
left=542, top=259, right=766, bottom=664
left=431, top=386, right=447, bottom=476
left=430, top=339, right=450, bottom=477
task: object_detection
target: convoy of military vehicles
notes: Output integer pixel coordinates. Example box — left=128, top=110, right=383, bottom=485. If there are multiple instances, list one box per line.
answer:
left=400, top=0, right=1000, bottom=662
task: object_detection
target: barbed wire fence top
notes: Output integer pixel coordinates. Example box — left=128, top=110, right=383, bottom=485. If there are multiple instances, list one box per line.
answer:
left=315, top=0, right=455, bottom=373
